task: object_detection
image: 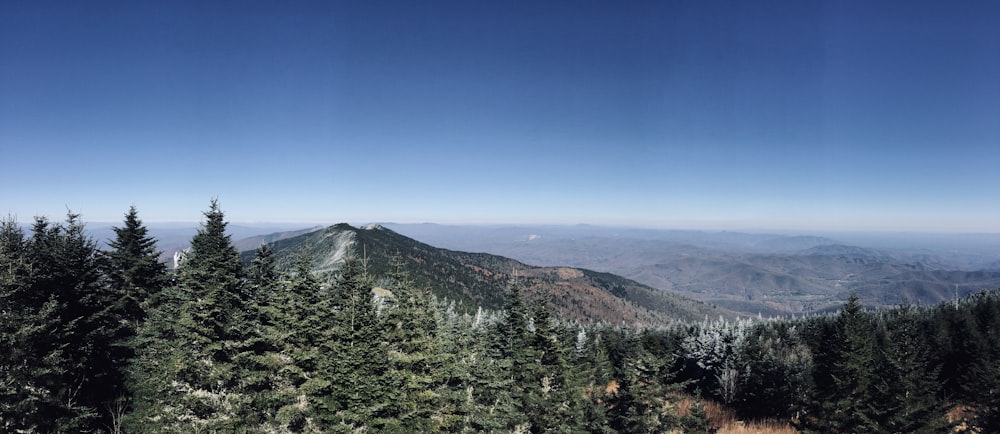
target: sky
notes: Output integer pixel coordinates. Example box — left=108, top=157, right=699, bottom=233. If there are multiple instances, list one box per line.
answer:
left=2, top=1, right=998, bottom=232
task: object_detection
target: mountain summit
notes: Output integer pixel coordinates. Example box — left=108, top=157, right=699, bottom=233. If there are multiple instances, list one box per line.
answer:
left=244, top=223, right=731, bottom=324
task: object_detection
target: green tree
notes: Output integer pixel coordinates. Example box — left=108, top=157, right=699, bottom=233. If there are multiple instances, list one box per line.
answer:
left=308, top=252, right=389, bottom=431
left=378, top=253, right=453, bottom=432
left=265, top=251, right=327, bottom=432
left=100, top=206, right=169, bottom=423
left=101, top=205, right=167, bottom=329
left=522, top=294, right=589, bottom=433
left=804, top=293, right=879, bottom=433
left=870, top=303, right=950, bottom=433
left=0, top=214, right=121, bottom=432
left=606, top=331, right=687, bottom=433
left=126, top=200, right=259, bottom=432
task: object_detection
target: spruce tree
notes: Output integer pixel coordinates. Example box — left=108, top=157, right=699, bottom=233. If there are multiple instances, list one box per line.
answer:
left=379, top=253, right=452, bottom=432
left=0, top=214, right=119, bottom=432
left=871, top=303, right=950, bottom=432
left=493, top=272, right=535, bottom=430
left=812, top=293, right=879, bottom=432
left=241, top=243, right=294, bottom=430
left=0, top=218, right=36, bottom=432
left=126, top=200, right=258, bottom=432
left=310, top=252, right=388, bottom=431
left=100, top=206, right=169, bottom=422
left=269, top=251, right=327, bottom=432
left=101, top=205, right=167, bottom=329
left=522, top=295, right=588, bottom=433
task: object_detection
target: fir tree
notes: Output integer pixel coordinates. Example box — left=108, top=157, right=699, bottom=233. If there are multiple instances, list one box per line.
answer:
left=268, top=251, right=327, bottom=432
left=126, top=200, right=259, bottom=432
left=100, top=206, right=169, bottom=423
left=0, top=214, right=120, bottom=432
left=522, top=294, right=588, bottom=433
left=379, top=253, right=452, bottom=432
left=310, top=252, right=388, bottom=431
left=871, top=303, right=950, bottom=432
left=101, top=205, right=167, bottom=329
left=804, top=293, right=880, bottom=432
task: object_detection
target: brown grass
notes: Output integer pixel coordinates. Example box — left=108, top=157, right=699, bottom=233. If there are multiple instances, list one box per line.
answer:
left=949, top=404, right=982, bottom=433
left=700, top=398, right=799, bottom=434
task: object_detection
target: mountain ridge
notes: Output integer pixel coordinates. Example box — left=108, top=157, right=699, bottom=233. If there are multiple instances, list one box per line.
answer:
left=242, top=223, right=735, bottom=324
left=381, top=223, right=1000, bottom=314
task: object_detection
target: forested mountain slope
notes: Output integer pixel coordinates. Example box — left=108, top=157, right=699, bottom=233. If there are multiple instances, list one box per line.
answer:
left=243, top=223, right=733, bottom=324
left=384, top=224, right=1000, bottom=315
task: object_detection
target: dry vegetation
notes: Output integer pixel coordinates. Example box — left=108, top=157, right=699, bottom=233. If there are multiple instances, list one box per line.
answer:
left=675, top=396, right=800, bottom=434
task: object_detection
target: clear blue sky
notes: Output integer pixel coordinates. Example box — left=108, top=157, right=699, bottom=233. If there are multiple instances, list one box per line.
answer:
left=2, top=1, right=998, bottom=231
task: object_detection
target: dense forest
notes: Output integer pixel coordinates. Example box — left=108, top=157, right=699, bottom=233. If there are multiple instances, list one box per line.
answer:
left=2, top=201, right=999, bottom=433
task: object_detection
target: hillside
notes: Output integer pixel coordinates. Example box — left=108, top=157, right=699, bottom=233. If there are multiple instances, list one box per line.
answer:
left=383, top=224, right=1000, bottom=314
left=244, top=223, right=732, bottom=324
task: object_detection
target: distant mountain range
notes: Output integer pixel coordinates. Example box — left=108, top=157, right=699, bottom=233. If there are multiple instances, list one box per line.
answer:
left=240, top=224, right=732, bottom=325
left=381, top=224, right=1000, bottom=315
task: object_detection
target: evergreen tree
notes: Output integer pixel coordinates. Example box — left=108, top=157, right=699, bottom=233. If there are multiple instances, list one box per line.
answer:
left=606, top=331, right=685, bottom=433
left=577, top=329, right=616, bottom=433
left=267, top=250, right=327, bottom=432
left=735, top=321, right=812, bottom=420
left=0, top=214, right=120, bottom=432
left=101, top=205, right=167, bottom=329
left=246, top=243, right=280, bottom=321
left=100, top=206, right=169, bottom=424
left=309, top=252, right=389, bottom=431
left=0, top=218, right=38, bottom=432
left=522, top=294, right=588, bottom=433
left=870, top=303, right=950, bottom=432
left=803, top=293, right=879, bottom=432
left=493, top=271, right=535, bottom=430
left=961, top=290, right=1000, bottom=431
left=241, top=243, right=295, bottom=431
left=379, top=253, right=453, bottom=432
left=126, top=200, right=259, bottom=432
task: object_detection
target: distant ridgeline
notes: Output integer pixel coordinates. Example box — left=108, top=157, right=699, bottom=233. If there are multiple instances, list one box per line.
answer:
left=390, top=224, right=1000, bottom=316
left=3, top=203, right=999, bottom=432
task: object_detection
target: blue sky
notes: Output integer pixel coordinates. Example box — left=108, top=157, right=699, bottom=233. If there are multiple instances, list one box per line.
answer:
left=2, top=1, right=998, bottom=232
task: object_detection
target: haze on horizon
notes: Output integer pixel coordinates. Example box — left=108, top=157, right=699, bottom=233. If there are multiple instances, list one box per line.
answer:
left=2, top=1, right=998, bottom=233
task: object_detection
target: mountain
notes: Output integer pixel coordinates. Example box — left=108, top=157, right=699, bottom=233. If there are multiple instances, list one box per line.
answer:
left=242, top=223, right=733, bottom=324
left=382, top=224, right=1000, bottom=314
left=232, top=225, right=323, bottom=252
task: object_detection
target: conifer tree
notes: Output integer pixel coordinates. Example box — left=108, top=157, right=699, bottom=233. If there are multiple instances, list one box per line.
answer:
left=0, top=218, right=37, bottom=432
left=240, top=243, right=295, bottom=430
left=101, top=205, right=167, bottom=329
left=99, top=206, right=169, bottom=429
left=807, top=293, right=879, bottom=432
left=246, top=243, right=279, bottom=318
left=606, top=331, right=682, bottom=433
left=0, top=214, right=119, bottom=432
left=522, top=294, right=588, bottom=433
left=267, top=251, right=327, bottom=432
left=380, top=253, right=452, bottom=431
left=577, top=329, right=616, bottom=433
left=961, top=291, right=1000, bottom=431
left=870, top=303, right=950, bottom=432
left=310, top=252, right=388, bottom=431
left=493, top=271, right=535, bottom=430
left=126, top=200, right=258, bottom=432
